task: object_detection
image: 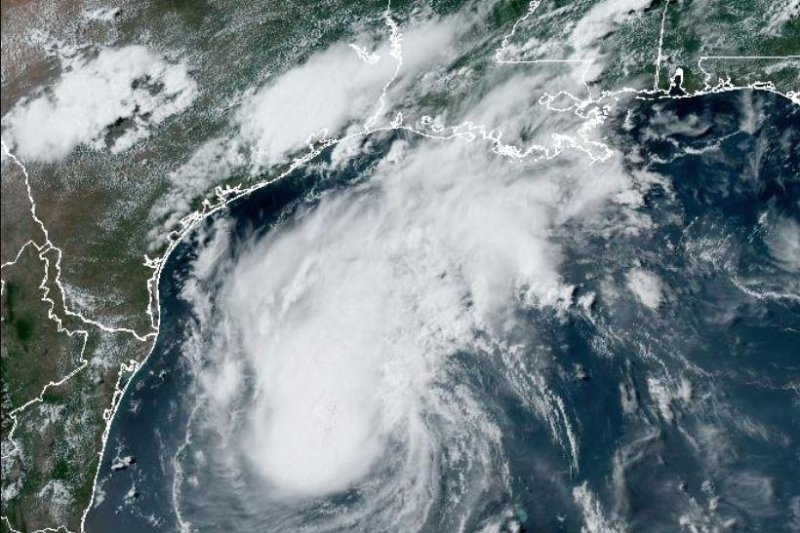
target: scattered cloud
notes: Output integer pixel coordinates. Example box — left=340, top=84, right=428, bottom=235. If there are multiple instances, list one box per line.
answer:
left=148, top=137, right=245, bottom=250
left=573, top=482, right=622, bottom=533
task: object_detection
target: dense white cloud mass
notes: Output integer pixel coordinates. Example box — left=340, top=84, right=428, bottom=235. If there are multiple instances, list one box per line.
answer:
left=570, top=0, right=653, bottom=53
left=463, top=70, right=614, bottom=161
left=172, top=14, right=647, bottom=508
left=2, top=45, right=196, bottom=162
left=495, top=0, right=654, bottom=83
left=239, top=16, right=462, bottom=170
left=568, top=0, right=654, bottom=82
left=179, top=107, right=639, bottom=525
left=626, top=268, right=663, bottom=309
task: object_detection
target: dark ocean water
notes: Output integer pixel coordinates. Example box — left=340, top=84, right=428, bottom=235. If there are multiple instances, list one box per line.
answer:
left=86, top=90, right=800, bottom=532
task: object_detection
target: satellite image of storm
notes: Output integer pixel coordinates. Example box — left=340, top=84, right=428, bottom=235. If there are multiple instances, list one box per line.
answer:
left=1, top=1, right=799, bottom=532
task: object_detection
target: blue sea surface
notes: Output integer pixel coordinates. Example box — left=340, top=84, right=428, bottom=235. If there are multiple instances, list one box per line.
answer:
left=86, top=90, right=800, bottom=532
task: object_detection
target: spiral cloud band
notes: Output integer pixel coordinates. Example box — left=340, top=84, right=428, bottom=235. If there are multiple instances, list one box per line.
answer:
left=171, top=120, right=640, bottom=531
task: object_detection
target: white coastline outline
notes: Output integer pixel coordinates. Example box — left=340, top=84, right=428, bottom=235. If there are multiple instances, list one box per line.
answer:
left=0, top=0, right=798, bottom=531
